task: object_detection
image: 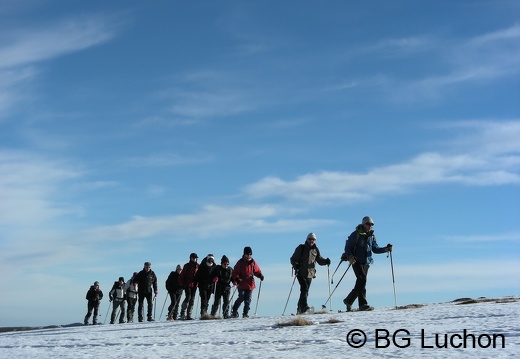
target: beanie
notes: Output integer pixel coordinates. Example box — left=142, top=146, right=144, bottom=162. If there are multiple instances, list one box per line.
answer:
left=190, top=252, right=198, bottom=259
left=144, top=261, right=151, bottom=267
left=176, top=264, right=182, bottom=271
left=362, top=216, right=374, bottom=225
left=243, top=246, right=253, bottom=255
left=119, top=277, right=124, bottom=282
left=94, top=281, right=99, bottom=286
left=221, top=255, right=229, bottom=264
left=307, top=232, right=317, bottom=240
left=206, top=254, right=215, bottom=262
left=133, top=272, right=138, bottom=277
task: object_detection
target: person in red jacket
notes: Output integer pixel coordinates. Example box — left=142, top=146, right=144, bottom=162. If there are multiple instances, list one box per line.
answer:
left=231, top=246, right=264, bottom=318
left=179, top=253, right=199, bottom=320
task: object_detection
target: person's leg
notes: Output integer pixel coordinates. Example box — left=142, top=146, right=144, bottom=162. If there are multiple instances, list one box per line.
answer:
left=243, top=290, right=253, bottom=317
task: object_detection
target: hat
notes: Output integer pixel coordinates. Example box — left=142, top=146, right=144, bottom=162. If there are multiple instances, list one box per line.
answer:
left=206, top=254, right=215, bottom=262
left=176, top=264, right=182, bottom=271
left=94, top=281, right=99, bottom=286
left=133, top=272, right=138, bottom=276
left=190, top=252, right=198, bottom=259
left=221, top=255, right=229, bottom=264
left=119, top=277, right=124, bottom=282
left=362, top=216, right=375, bottom=225
left=307, top=232, right=317, bottom=240
left=243, top=246, right=253, bottom=255
left=144, top=261, right=151, bottom=267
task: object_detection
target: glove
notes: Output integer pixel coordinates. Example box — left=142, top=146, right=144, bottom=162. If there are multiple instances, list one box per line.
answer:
left=109, top=295, right=113, bottom=302
left=348, top=255, right=356, bottom=265
left=325, top=258, right=331, bottom=266
left=386, top=244, right=393, bottom=252
left=154, top=290, right=158, bottom=296
left=235, top=277, right=242, bottom=284
left=341, top=253, right=348, bottom=261
left=293, top=266, right=299, bottom=275
left=212, top=277, right=219, bottom=283
left=259, top=274, right=264, bottom=281
left=231, top=279, right=237, bottom=286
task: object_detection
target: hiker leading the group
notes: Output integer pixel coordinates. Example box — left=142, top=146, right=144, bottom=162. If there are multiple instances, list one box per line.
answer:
left=290, top=232, right=331, bottom=314
left=109, top=277, right=126, bottom=324
left=231, top=246, right=264, bottom=318
left=136, top=261, right=158, bottom=322
left=179, top=253, right=199, bottom=320
left=342, top=216, right=392, bottom=312
left=84, top=281, right=103, bottom=325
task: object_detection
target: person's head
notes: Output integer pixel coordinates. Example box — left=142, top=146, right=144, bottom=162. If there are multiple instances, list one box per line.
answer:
left=243, top=246, right=253, bottom=260
left=206, top=254, right=215, bottom=266
left=306, top=232, right=317, bottom=245
left=362, top=216, right=375, bottom=231
left=144, top=262, right=152, bottom=271
left=176, top=264, right=182, bottom=273
left=221, top=255, right=229, bottom=267
left=93, top=281, right=100, bottom=288
left=189, top=253, right=198, bottom=262
left=118, top=277, right=124, bottom=283
left=133, top=272, right=138, bottom=277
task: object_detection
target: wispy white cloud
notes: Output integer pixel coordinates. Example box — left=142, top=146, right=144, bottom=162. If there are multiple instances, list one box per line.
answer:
left=244, top=121, right=520, bottom=203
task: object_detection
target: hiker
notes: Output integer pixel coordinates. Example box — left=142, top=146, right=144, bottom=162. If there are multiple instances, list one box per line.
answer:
left=124, top=272, right=138, bottom=322
left=135, top=261, right=158, bottom=322
left=165, top=265, right=183, bottom=320
left=290, top=232, right=331, bottom=314
left=109, top=277, right=126, bottom=324
left=342, top=216, right=392, bottom=311
left=231, top=246, right=264, bottom=318
left=195, top=254, right=217, bottom=318
left=210, top=255, right=233, bottom=318
left=179, top=253, right=199, bottom=320
left=84, top=281, right=103, bottom=325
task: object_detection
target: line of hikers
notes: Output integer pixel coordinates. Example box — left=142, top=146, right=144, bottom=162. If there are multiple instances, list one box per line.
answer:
left=84, top=246, right=264, bottom=325
left=84, top=216, right=393, bottom=324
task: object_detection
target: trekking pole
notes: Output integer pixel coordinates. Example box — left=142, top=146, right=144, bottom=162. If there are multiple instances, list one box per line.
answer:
left=153, top=296, right=157, bottom=320
left=322, top=263, right=351, bottom=309
left=330, top=260, right=343, bottom=284
left=254, top=281, right=262, bottom=316
left=159, top=294, right=168, bottom=321
left=389, top=251, right=397, bottom=309
left=103, top=304, right=111, bottom=324
left=282, top=275, right=297, bottom=316
left=327, top=265, right=332, bottom=311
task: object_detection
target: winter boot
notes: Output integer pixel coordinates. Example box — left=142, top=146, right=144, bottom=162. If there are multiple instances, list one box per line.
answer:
left=231, top=310, right=239, bottom=318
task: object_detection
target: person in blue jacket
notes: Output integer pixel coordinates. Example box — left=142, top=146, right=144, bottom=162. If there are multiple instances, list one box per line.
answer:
left=342, top=216, right=392, bottom=312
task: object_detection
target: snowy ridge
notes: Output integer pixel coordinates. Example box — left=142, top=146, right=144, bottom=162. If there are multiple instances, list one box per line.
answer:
left=1, top=297, right=519, bottom=358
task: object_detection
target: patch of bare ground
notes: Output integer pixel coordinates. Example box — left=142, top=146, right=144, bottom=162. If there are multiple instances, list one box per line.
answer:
left=396, top=304, right=425, bottom=310
left=453, top=296, right=519, bottom=305
left=275, top=317, right=314, bottom=327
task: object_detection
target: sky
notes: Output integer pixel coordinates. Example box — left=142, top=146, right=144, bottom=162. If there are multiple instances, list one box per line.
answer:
left=0, top=1, right=519, bottom=327
left=1, top=299, right=519, bottom=358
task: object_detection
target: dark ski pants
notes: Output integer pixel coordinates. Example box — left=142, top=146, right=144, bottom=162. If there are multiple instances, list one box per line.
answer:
left=345, top=263, right=370, bottom=308
left=110, top=299, right=126, bottom=324
left=138, top=292, right=153, bottom=321
left=84, top=301, right=100, bottom=324
left=181, top=287, right=197, bottom=318
left=211, top=285, right=231, bottom=317
left=232, top=289, right=252, bottom=315
left=199, top=287, right=212, bottom=316
left=126, top=297, right=137, bottom=322
left=296, top=276, right=313, bottom=313
left=167, top=289, right=183, bottom=319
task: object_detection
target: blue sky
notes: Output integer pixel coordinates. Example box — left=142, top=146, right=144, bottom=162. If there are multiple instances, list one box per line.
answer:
left=1, top=1, right=519, bottom=326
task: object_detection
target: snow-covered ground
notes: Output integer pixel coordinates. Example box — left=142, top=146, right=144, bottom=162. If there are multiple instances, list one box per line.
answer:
left=1, top=298, right=518, bottom=358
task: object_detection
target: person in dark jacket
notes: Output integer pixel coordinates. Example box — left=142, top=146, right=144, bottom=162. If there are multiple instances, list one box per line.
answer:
left=195, top=254, right=217, bottom=318
left=109, top=277, right=126, bottom=324
left=165, top=265, right=183, bottom=320
left=135, top=261, right=158, bottom=322
left=290, top=232, right=330, bottom=314
left=231, top=246, right=264, bottom=318
left=124, top=272, right=138, bottom=322
left=84, top=281, right=103, bottom=325
left=179, top=253, right=199, bottom=320
left=342, top=216, right=392, bottom=312
left=210, top=255, right=233, bottom=318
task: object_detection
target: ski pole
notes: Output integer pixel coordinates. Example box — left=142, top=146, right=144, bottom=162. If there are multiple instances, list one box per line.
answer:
left=254, top=281, right=262, bottom=316
left=153, top=296, right=157, bottom=320
left=389, top=251, right=397, bottom=309
left=330, top=260, right=343, bottom=284
left=327, top=265, right=332, bottom=311
left=159, top=294, right=168, bottom=321
left=103, top=303, right=111, bottom=324
left=322, top=263, right=351, bottom=309
left=282, top=275, right=297, bottom=316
